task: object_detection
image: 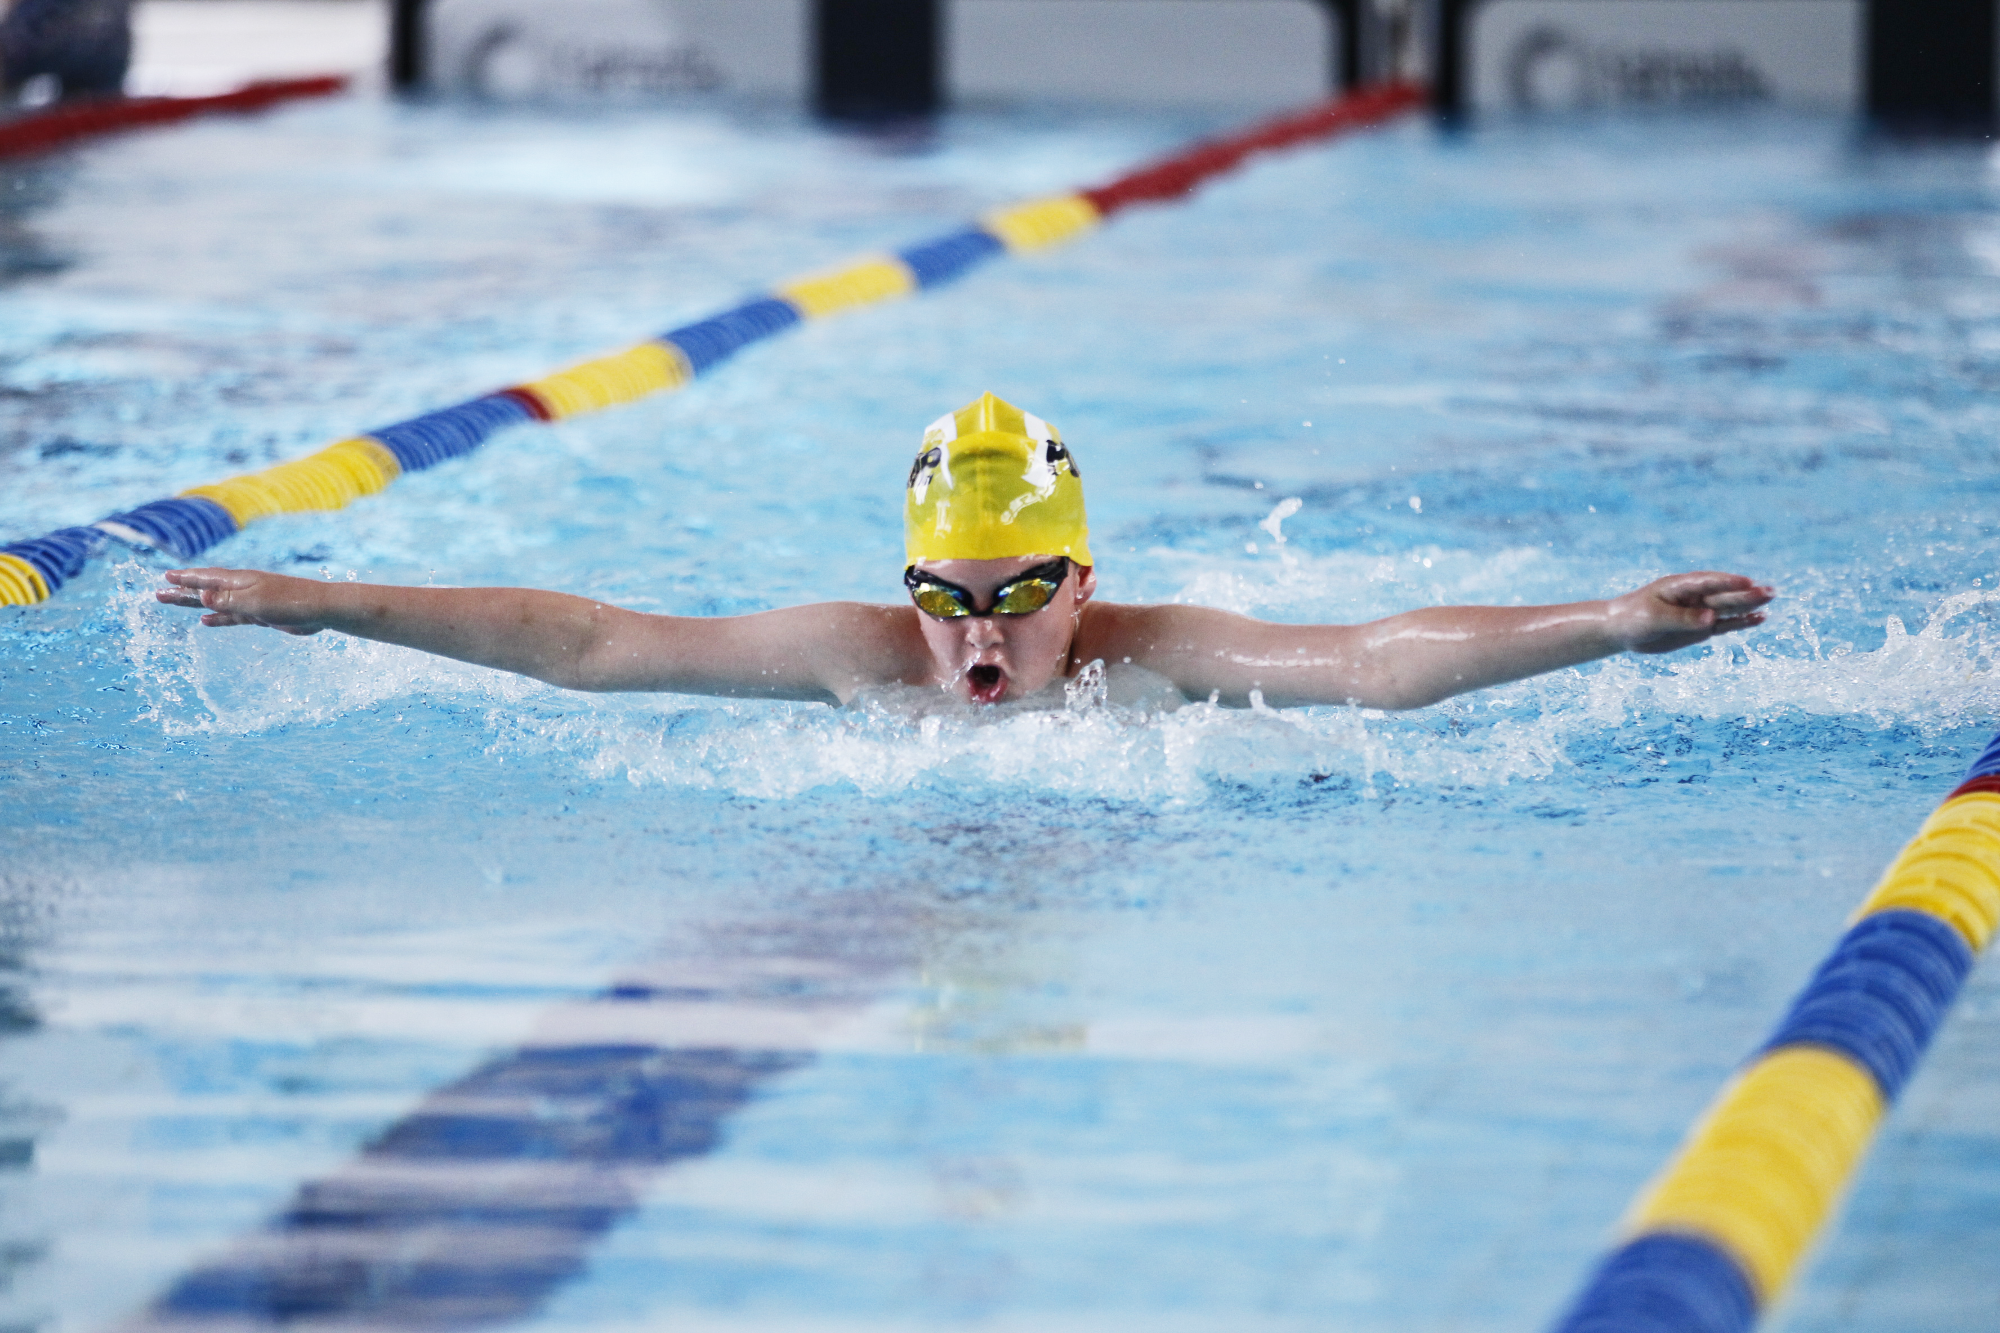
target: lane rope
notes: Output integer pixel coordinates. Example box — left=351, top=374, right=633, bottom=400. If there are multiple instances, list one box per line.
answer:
left=1549, top=731, right=2000, bottom=1333
left=0, top=80, right=1424, bottom=607
left=0, top=76, right=348, bottom=161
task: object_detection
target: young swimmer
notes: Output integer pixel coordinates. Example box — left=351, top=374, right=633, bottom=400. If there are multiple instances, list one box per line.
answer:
left=157, top=393, right=1774, bottom=710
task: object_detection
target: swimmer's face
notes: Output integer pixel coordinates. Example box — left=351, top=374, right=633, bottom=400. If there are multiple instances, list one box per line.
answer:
left=910, top=555, right=1097, bottom=705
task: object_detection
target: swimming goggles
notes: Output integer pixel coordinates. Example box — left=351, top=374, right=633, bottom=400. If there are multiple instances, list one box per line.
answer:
left=903, top=558, right=1072, bottom=620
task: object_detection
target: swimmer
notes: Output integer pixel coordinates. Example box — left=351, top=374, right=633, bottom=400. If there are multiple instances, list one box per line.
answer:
left=156, top=393, right=1773, bottom=709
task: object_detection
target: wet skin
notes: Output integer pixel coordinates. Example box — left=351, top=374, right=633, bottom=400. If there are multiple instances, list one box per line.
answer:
left=157, top=563, right=1773, bottom=710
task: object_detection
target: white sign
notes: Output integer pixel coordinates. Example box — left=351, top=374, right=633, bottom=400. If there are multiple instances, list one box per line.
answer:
left=424, top=0, right=1338, bottom=106
left=426, top=0, right=807, bottom=99
left=1471, top=0, right=1861, bottom=111
left=951, top=0, right=1338, bottom=107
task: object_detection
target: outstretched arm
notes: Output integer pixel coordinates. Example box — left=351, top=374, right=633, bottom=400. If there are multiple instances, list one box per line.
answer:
left=1093, top=572, right=1773, bottom=709
left=156, top=568, right=921, bottom=703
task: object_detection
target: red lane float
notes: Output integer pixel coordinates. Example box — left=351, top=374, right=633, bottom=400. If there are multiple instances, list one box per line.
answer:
left=1082, top=80, right=1425, bottom=216
left=0, top=75, right=348, bottom=160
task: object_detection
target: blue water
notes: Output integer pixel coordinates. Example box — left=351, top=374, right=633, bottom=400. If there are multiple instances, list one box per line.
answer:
left=3, top=93, right=2000, bottom=1332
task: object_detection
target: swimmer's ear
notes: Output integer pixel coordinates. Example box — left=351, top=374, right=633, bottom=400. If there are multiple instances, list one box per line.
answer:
left=1073, top=564, right=1097, bottom=604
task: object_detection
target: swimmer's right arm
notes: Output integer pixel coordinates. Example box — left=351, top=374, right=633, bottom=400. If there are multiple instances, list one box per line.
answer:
left=156, top=568, right=919, bottom=703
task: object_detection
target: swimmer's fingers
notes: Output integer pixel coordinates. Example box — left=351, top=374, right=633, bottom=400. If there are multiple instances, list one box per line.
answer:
left=156, top=568, right=217, bottom=608
left=161, top=567, right=253, bottom=588
left=157, top=567, right=258, bottom=607
left=157, top=568, right=326, bottom=634
left=1698, top=584, right=1776, bottom=617
left=1649, top=571, right=1775, bottom=611
left=1627, top=611, right=1770, bottom=655
left=1612, top=572, right=1774, bottom=653
left=1705, top=609, right=1768, bottom=637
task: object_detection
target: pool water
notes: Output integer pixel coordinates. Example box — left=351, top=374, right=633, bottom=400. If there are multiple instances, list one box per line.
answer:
left=3, top=94, right=1999, bottom=1332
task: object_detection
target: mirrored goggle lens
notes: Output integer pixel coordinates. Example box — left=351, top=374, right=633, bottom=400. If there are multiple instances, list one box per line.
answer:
left=991, top=578, right=1062, bottom=616
left=911, top=585, right=973, bottom=618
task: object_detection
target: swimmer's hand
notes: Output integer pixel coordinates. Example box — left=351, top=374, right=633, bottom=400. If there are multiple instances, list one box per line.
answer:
left=1605, top=572, right=1774, bottom=654
left=157, top=568, right=329, bottom=635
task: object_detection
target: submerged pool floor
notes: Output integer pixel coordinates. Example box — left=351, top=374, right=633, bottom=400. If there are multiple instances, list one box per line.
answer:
left=3, top=95, right=1999, bottom=1331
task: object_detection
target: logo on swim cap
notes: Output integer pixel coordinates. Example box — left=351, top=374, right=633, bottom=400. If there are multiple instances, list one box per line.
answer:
left=904, top=392, right=1091, bottom=566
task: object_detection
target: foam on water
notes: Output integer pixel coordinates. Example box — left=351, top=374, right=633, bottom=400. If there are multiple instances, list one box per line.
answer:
left=117, top=561, right=548, bottom=733
left=115, top=556, right=2000, bottom=804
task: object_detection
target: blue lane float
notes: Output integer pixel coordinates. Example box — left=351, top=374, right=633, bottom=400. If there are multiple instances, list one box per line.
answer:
left=370, top=393, right=541, bottom=474
left=1548, top=734, right=2000, bottom=1332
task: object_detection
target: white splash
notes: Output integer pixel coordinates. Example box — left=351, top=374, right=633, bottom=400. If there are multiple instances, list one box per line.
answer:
left=1257, top=497, right=1304, bottom=545
left=114, top=559, right=2000, bottom=804
left=116, top=561, right=548, bottom=736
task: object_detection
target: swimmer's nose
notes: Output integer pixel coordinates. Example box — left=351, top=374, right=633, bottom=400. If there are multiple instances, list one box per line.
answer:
left=965, top=616, right=1004, bottom=647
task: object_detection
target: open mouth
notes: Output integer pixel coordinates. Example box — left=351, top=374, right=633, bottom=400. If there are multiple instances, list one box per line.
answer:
left=966, top=664, right=1006, bottom=703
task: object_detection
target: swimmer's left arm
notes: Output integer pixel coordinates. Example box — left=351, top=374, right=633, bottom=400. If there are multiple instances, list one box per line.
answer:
left=1097, top=571, right=1773, bottom=708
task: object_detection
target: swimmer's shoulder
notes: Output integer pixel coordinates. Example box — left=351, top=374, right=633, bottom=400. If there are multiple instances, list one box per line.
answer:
left=1074, top=599, right=1238, bottom=660
left=782, top=598, right=924, bottom=644
left=793, top=600, right=934, bottom=693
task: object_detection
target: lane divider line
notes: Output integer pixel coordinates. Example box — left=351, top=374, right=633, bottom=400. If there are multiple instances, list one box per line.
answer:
left=1549, top=732, right=2000, bottom=1332
left=0, top=80, right=1424, bottom=607
left=123, top=937, right=895, bottom=1331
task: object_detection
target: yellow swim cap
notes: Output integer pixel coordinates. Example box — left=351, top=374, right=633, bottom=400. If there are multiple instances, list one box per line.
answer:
left=903, top=392, right=1092, bottom=566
